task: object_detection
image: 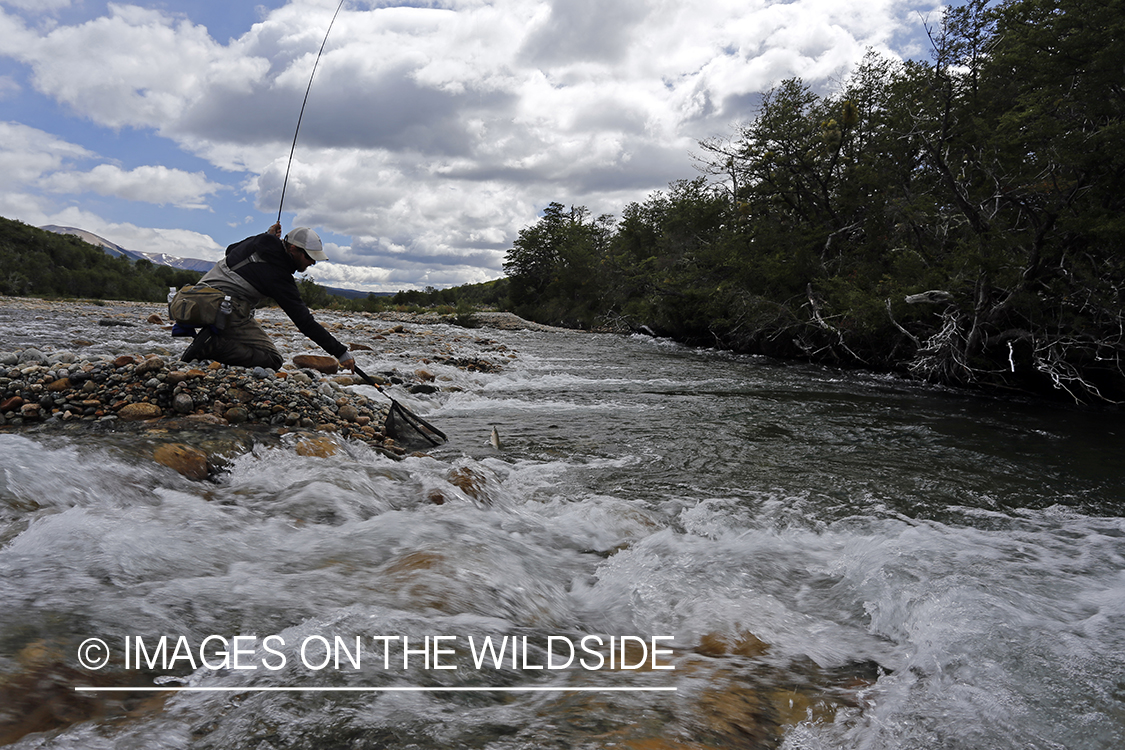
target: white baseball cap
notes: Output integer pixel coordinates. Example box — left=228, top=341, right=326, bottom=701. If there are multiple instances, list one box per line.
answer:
left=284, top=227, right=327, bottom=261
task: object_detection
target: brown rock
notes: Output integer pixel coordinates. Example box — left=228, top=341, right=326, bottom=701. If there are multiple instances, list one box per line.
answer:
left=449, top=467, right=490, bottom=502
left=47, top=378, right=71, bottom=392
left=19, top=403, right=41, bottom=420
left=348, top=342, right=373, bottom=351
left=696, top=633, right=729, bottom=658
left=153, top=443, right=208, bottom=481
left=0, top=639, right=170, bottom=746
left=293, top=355, right=339, bottom=374
left=415, top=369, right=435, bottom=381
left=1, top=396, right=25, bottom=412
left=117, top=402, right=163, bottom=421
left=113, top=355, right=136, bottom=368
left=176, top=414, right=227, bottom=426
left=226, top=388, right=250, bottom=403
left=695, top=676, right=777, bottom=746
left=338, top=404, right=359, bottom=422
left=166, top=371, right=191, bottom=384
left=696, top=632, right=770, bottom=659
left=383, top=550, right=445, bottom=573
left=135, top=356, right=164, bottom=374
left=224, top=406, right=248, bottom=424
left=146, top=313, right=163, bottom=324
left=296, top=435, right=340, bottom=457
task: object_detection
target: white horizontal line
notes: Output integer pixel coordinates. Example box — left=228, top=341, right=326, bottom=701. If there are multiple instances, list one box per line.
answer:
left=75, top=686, right=676, bottom=693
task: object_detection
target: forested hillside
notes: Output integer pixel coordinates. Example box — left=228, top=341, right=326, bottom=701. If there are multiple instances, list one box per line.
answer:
left=0, top=217, right=201, bottom=302
left=503, top=0, right=1124, bottom=404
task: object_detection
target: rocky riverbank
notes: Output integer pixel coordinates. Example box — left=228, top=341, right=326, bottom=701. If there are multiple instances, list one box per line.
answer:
left=0, top=296, right=544, bottom=478
left=0, top=347, right=404, bottom=470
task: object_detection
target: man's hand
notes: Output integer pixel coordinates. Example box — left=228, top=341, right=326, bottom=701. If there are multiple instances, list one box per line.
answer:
left=269, top=222, right=282, bottom=238
left=338, top=351, right=356, bottom=372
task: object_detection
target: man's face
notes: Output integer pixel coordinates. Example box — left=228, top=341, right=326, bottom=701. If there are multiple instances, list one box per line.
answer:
left=287, top=243, right=316, bottom=272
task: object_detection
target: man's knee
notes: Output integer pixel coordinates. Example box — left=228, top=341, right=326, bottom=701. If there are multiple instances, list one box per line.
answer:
left=257, top=349, right=284, bottom=370
left=226, top=344, right=283, bottom=370
left=208, top=336, right=282, bottom=370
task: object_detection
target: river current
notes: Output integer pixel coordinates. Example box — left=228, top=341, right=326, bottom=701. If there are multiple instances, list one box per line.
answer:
left=1, top=300, right=1123, bottom=749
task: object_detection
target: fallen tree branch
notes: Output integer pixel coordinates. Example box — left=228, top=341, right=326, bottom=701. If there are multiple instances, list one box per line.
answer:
left=886, top=298, right=921, bottom=348
left=806, top=284, right=865, bottom=364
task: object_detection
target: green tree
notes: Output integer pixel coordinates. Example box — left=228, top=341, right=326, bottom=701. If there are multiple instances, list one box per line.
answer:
left=503, top=203, right=612, bottom=326
left=0, top=216, right=203, bottom=302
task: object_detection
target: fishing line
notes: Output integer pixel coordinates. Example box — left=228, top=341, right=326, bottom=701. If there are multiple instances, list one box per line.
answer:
left=277, top=0, right=347, bottom=224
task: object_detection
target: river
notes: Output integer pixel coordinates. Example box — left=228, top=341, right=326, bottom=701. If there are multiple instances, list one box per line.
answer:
left=2, top=300, right=1123, bottom=749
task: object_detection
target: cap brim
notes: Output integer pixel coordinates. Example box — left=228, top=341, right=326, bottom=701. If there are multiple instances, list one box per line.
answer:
left=305, top=248, right=329, bottom=262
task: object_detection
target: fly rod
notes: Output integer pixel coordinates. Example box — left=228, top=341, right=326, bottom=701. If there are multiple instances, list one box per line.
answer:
left=277, top=0, right=347, bottom=224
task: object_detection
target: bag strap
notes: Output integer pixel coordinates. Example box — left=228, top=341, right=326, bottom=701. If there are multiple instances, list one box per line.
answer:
left=229, top=251, right=265, bottom=272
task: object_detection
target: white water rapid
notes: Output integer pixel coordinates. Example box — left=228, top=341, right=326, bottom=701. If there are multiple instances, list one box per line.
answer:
left=1, top=299, right=1123, bottom=749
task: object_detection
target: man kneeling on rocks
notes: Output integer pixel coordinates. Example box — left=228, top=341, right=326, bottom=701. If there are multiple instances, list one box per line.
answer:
left=172, top=223, right=355, bottom=372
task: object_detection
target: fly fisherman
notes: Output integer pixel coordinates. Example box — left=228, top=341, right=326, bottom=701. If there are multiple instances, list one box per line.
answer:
left=172, top=223, right=355, bottom=372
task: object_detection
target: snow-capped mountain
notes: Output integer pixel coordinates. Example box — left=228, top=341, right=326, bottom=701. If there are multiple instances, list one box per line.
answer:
left=40, top=225, right=214, bottom=273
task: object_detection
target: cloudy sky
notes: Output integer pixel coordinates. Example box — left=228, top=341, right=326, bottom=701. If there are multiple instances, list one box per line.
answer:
left=0, top=0, right=942, bottom=292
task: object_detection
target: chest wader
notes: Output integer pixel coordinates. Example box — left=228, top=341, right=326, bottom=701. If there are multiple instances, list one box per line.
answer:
left=173, top=252, right=270, bottom=366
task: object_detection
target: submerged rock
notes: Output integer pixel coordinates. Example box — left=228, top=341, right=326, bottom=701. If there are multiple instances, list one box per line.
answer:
left=153, top=443, right=209, bottom=480
left=118, top=402, right=162, bottom=421
left=295, top=434, right=341, bottom=457
left=0, top=638, right=168, bottom=746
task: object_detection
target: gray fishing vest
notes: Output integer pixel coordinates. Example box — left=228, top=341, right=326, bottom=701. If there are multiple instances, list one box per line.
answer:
left=199, top=253, right=265, bottom=318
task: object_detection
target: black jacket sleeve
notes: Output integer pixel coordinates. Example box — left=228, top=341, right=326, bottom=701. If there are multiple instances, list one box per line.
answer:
left=270, top=274, right=349, bottom=359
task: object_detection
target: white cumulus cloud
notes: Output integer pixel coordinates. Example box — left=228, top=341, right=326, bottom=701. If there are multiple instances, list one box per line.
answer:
left=39, top=164, right=225, bottom=209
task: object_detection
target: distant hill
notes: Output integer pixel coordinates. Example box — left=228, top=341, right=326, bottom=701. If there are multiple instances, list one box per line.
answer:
left=0, top=215, right=203, bottom=301
left=323, top=286, right=391, bottom=300
left=40, top=225, right=132, bottom=256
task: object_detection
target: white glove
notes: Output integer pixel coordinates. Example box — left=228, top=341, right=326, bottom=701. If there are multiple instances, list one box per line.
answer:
left=338, top=351, right=356, bottom=371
